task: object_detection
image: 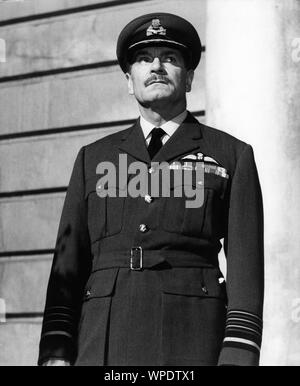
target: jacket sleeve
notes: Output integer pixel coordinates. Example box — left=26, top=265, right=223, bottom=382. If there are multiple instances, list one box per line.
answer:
left=38, top=147, right=92, bottom=365
left=218, top=144, right=264, bottom=366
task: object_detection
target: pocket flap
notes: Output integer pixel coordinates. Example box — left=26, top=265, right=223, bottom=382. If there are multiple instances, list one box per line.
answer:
left=163, top=282, right=211, bottom=297
left=167, top=168, right=204, bottom=191
left=162, top=269, right=226, bottom=300
left=85, top=176, right=128, bottom=199
left=83, top=268, right=119, bottom=300
left=85, top=178, right=97, bottom=198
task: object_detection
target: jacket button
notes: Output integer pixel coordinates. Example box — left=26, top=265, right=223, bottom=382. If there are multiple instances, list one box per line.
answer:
left=201, top=286, right=208, bottom=294
left=85, top=290, right=91, bottom=298
left=148, top=167, right=155, bottom=174
left=139, top=224, right=148, bottom=233
left=144, top=194, right=153, bottom=203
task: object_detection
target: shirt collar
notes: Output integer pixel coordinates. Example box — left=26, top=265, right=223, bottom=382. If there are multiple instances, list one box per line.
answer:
left=140, top=110, right=188, bottom=140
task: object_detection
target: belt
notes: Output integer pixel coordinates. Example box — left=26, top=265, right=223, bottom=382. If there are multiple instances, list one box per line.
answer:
left=92, top=247, right=218, bottom=272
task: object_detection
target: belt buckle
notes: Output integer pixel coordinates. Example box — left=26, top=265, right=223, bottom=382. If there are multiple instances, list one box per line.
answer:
left=130, top=247, right=143, bottom=271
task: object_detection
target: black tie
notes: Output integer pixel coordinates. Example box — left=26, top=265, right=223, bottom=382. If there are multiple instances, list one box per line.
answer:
left=147, top=127, right=165, bottom=159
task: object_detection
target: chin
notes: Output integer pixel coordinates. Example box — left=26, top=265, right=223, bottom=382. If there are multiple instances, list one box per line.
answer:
left=145, top=91, right=173, bottom=103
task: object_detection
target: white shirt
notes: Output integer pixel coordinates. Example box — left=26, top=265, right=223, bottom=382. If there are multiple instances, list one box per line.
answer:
left=140, top=110, right=188, bottom=146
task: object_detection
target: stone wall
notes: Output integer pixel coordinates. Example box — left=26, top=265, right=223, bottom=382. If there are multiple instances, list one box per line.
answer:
left=0, top=0, right=206, bottom=366
left=1, top=0, right=299, bottom=366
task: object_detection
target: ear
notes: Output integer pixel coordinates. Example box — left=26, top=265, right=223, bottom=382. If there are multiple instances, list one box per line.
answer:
left=185, top=69, right=194, bottom=93
left=125, top=72, right=134, bottom=95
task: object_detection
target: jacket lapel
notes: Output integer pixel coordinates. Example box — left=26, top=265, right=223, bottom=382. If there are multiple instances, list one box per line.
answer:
left=118, top=112, right=203, bottom=164
left=118, top=118, right=151, bottom=164
left=153, top=112, right=203, bottom=163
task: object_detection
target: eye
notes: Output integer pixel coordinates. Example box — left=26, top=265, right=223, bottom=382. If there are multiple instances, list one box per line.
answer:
left=164, top=55, right=177, bottom=63
left=135, top=54, right=153, bottom=63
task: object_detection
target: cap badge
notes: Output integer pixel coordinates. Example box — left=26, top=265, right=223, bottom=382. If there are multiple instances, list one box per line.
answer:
left=146, top=18, right=167, bottom=36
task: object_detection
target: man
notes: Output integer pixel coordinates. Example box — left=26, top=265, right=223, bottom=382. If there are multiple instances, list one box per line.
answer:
left=38, top=12, right=264, bottom=366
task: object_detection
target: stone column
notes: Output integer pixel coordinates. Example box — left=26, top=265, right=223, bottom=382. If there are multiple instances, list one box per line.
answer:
left=205, top=0, right=300, bottom=365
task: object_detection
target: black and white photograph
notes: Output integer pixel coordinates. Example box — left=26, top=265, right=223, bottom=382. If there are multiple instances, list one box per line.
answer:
left=0, top=0, right=299, bottom=367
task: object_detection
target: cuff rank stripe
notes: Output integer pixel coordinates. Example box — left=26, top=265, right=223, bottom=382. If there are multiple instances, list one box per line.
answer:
left=227, top=310, right=262, bottom=323
left=224, top=328, right=262, bottom=346
left=226, top=316, right=262, bottom=330
left=41, top=331, right=73, bottom=339
left=222, top=339, right=260, bottom=354
left=225, top=321, right=262, bottom=335
left=41, top=306, right=78, bottom=340
left=222, top=310, right=263, bottom=354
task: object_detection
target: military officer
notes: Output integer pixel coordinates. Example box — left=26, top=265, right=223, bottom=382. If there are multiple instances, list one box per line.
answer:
left=38, top=12, right=264, bottom=366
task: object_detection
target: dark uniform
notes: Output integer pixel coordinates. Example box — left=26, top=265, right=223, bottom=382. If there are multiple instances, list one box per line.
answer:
left=38, top=13, right=264, bottom=367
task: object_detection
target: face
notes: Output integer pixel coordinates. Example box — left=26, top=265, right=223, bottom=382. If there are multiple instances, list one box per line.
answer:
left=125, top=46, right=194, bottom=108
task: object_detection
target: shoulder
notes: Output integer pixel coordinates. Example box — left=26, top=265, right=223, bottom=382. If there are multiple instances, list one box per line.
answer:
left=84, top=125, right=133, bottom=153
left=200, top=121, right=249, bottom=156
left=82, top=124, right=134, bottom=161
left=77, top=124, right=135, bottom=180
left=189, top=114, right=254, bottom=177
left=189, top=114, right=255, bottom=177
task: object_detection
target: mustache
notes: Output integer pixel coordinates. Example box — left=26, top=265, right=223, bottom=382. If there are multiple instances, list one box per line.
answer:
left=145, top=75, right=170, bottom=87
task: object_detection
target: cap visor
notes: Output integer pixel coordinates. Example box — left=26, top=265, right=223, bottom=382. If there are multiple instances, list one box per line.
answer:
left=128, top=39, right=188, bottom=51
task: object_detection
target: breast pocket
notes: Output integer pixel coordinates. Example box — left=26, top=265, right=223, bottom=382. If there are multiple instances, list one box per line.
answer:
left=200, top=172, right=229, bottom=238
left=85, top=177, right=126, bottom=243
left=161, top=168, right=206, bottom=237
left=161, top=169, right=228, bottom=238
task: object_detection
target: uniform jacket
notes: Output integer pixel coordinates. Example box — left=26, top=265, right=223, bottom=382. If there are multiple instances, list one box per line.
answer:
left=38, top=112, right=264, bottom=366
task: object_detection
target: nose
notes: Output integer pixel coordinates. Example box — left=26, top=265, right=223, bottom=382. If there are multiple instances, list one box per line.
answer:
left=150, top=57, right=165, bottom=73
